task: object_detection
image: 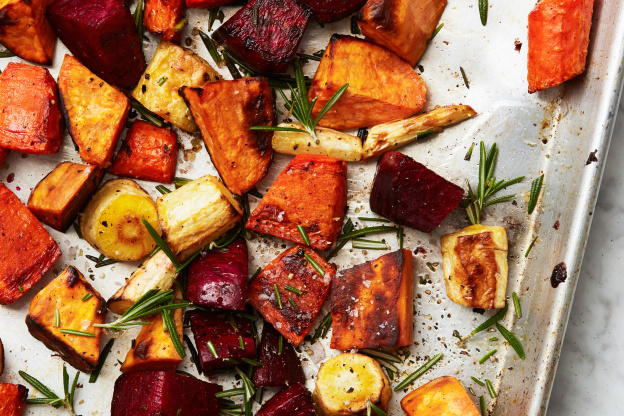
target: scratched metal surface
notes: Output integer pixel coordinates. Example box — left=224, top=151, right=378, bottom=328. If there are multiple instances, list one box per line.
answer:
left=0, top=1, right=623, bottom=415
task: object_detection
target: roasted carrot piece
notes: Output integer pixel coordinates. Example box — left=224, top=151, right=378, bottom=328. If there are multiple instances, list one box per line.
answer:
left=0, top=383, right=28, bottom=416
left=145, top=0, right=186, bottom=44
left=401, top=376, right=481, bottom=416
left=527, top=0, right=595, bottom=93
left=0, top=183, right=61, bottom=305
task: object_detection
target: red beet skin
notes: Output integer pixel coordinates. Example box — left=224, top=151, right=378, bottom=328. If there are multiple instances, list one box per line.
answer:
left=256, top=384, right=317, bottom=416
left=47, top=0, right=146, bottom=88
left=299, top=0, right=366, bottom=23
left=111, top=371, right=222, bottom=416
left=186, top=238, right=248, bottom=311
left=185, top=0, right=238, bottom=9
left=213, top=0, right=312, bottom=74
left=370, top=151, right=464, bottom=233
left=188, top=310, right=256, bottom=373
left=254, top=323, right=305, bottom=387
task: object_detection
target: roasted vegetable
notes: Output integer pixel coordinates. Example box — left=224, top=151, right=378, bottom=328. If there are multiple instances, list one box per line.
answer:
left=145, top=0, right=186, bottom=44
left=58, top=54, right=131, bottom=168
left=370, top=151, right=464, bottom=233
left=47, top=0, right=146, bottom=88
left=256, top=383, right=317, bottom=416
left=356, top=0, right=447, bottom=66
left=0, top=62, right=63, bottom=155
left=313, top=353, right=391, bottom=416
left=109, top=120, right=179, bottom=184
left=361, top=105, right=477, bottom=160
left=309, top=35, right=427, bottom=130
left=0, top=338, right=3, bottom=375
left=27, top=162, right=104, bottom=232
left=0, top=148, right=8, bottom=165
left=331, top=249, right=413, bottom=350
left=132, top=41, right=220, bottom=132
left=188, top=310, right=256, bottom=373
left=25, top=266, right=107, bottom=372
left=80, top=179, right=160, bottom=261
left=156, top=175, right=243, bottom=259
left=0, top=183, right=61, bottom=305
left=185, top=237, right=248, bottom=311
left=254, top=322, right=306, bottom=387
left=111, top=371, right=222, bottom=416
left=400, top=376, right=481, bottom=416
left=213, top=0, right=312, bottom=74
left=185, top=0, right=237, bottom=8
left=180, top=77, right=274, bottom=195
left=248, top=245, right=336, bottom=346
left=300, top=0, right=366, bottom=23
left=0, top=0, right=56, bottom=64
left=441, top=224, right=508, bottom=310
left=527, top=0, right=594, bottom=93
left=246, top=154, right=347, bottom=251
left=0, top=383, right=28, bottom=416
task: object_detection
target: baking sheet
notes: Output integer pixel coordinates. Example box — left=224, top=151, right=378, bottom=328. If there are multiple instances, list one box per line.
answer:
left=1, top=0, right=623, bottom=415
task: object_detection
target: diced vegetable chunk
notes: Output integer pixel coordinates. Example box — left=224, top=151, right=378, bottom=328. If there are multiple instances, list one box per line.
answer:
left=26, top=266, right=107, bottom=372
left=248, top=245, right=336, bottom=346
left=185, top=0, right=237, bottom=8
left=254, top=322, right=306, bottom=387
left=0, top=0, right=56, bottom=64
left=145, top=0, right=186, bottom=44
left=256, top=383, right=317, bottom=416
left=0, top=183, right=61, bottom=305
left=0, top=383, right=28, bottom=416
left=300, top=0, right=366, bottom=24
left=370, top=151, right=464, bottom=233
left=400, top=376, right=481, bottom=416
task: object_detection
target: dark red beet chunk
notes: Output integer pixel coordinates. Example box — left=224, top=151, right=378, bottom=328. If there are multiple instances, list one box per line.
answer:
left=254, top=323, right=305, bottom=387
left=299, top=0, right=366, bottom=23
left=256, top=384, right=317, bottom=416
left=370, top=151, right=464, bottom=233
left=213, top=0, right=312, bottom=74
left=188, top=310, right=256, bottom=373
left=111, top=371, right=222, bottom=416
left=186, top=238, right=248, bottom=311
left=47, top=0, right=146, bottom=88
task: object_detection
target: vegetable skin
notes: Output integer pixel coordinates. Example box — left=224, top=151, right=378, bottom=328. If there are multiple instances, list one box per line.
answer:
left=400, top=376, right=481, bottom=416
left=0, top=0, right=56, bottom=64
left=300, top=0, right=366, bottom=24
left=0, top=383, right=28, bottom=416
left=145, top=0, right=186, bottom=44
left=254, top=323, right=306, bottom=387
left=256, top=383, right=317, bottom=416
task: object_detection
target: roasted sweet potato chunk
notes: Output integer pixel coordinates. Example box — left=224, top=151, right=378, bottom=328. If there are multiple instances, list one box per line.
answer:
left=111, top=371, right=222, bottom=416
left=26, top=266, right=107, bottom=372
left=246, top=154, right=347, bottom=251
left=249, top=245, right=335, bottom=346
left=309, top=35, right=427, bottom=130
left=401, top=376, right=480, bottom=416
left=213, top=0, right=312, bottom=74
left=331, top=249, right=413, bottom=350
left=0, top=383, right=28, bottom=416
left=527, top=0, right=594, bottom=93
left=0, top=0, right=56, bottom=64
left=47, top=0, right=146, bottom=88
left=28, top=162, right=104, bottom=231
left=254, top=322, right=305, bottom=387
left=181, top=77, right=274, bottom=195
left=0, top=62, right=63, bottom=155
left=0, top=184, right=61, bottom=304
left=256, top=384, right=316, bottom=416
left=109, top=120, right=178, bottom=184
left=300, top=0, right=366, bottom=23
left=145, top=0, right=186, bottom=44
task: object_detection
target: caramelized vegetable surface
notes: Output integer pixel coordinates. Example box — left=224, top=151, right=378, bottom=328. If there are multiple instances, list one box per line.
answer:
left=401, top=376, right=481, bottom=416
left=256, top=383, right=317, bottom=416
left=145, top=0, right=186, bottom=44
left=254, top=323, right=306, bottom=387
left=0, top=383, right=28, bottom=416
left=300, top=0, right=366, bottom=23
left=0, top=0, right=56, bottom=64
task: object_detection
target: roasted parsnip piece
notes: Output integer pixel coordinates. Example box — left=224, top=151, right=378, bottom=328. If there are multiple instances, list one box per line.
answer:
left=441, top=224, right=508, bottom=310
left=0, top=383, right=28, bottom=416
left=26, top=266, right=107, bottom=372
left=361, top=105, right=477, bottom=160
left=0, top=0, right=56, bottom=64
left=401, top=376, right=481, bottom=416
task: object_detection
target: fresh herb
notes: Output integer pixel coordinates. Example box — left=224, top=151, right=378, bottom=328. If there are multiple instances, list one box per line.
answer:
left=460, top=302, right=508, bottom=343
left=86, top=253, right=119, bottom=268
left=207, top=340, right=219, bottom=358
left=72, top=222, right=82, bottom=239
left=149, top=246, right=161, bottom=258
left=394, top=353, right=443, bottom=391
left=239, top=312, right=259, bottom=322
left=208, top=7, right=221, bottom=31
left=528, top=174, right=544, bottom=214
left=222, top=49, right=253, bottom=78
left=288, top=297, right=300, bottom=311
left=278, top=335, right=283, bottom=355
left=485, top=379, right=496, bottom=398
left=479, top=0, right=488, bottom=26
left=184, top=334, right=203, bottom=374
left=310, top=312, right=332, bottom=344
left=460, top=67, right=470, bottom=89
left=130, top=97, right=167, bottom=127
left=133, top=0, right=144, bottom=36
left=304, top=253, right=325, bottom=276
left=249, top=267, right=262, bottom=283
left=241, top=358, right=263, bottom=367
left=465, top=142, right=475, bottom=161
left=525, top=235, right=538, bottom=257
left=357, top=217, right=391, bottom=223
left=251, top=6, right=258, bottom=25
left=238, top=335, right=245, bottom=349
left=60, top=329, right=96, bottom=337
left=297, top=225, right=310, bottom=245
left=352, top=239, right=389, bottom=250
left=469, top=386, right=476, bottom=395
left=453, top=330, right=462, bottom=340
left=0, top=50, right=16, bottom=58
left=156, top=185, right=171, bottom=194
left=162, top=309, right=186, bottom=358
left=173, top=177, right=191, bottom=188
left=142, top=219, right=181, bottom=268
left=480, top=396, right=487, bottom=416
left=248, top=188, right=263, bottom=198
left=489, top=337, right=499, bottom=342
left=273, top=284, right=283, bottom=309
left=18, top=286, right=23, bottom=293
left=496, top=323, right=525, bottom=359
left=296, top=53, right=322, bottom=62
left=326, top=218, right=354, bottom=260
left=90, top=339, right=114, bottom=383
left=351, top=16, right=361, bottom=35
left=471, top=376, right=485, bottom=386
left=55, top=309, right=60, bottom=328
left=216, top=388, right=246, bottom=398
left=360, top=349, right=400, bottom=377
left=82, top=293, right=93, bottom=302
left=199, top=30, right=223, bottom=65
left=479, top=349, right=497, bottom=364
left=285, top=284, right=302, bottom=295
left=234, top=366, right=256, bottom=405
left=338, top=225, right=398, bottom=241
left=512, top=292, right=522, bottom=318
left=173, top=18, right=188, bottom=32
left=20, top=366, right=80, bottom=415
left=366, top=400, right=387, bottom=416
left=430, top=23, right=444, bottom=41
left=227, top=314, right=239, bottom=331
left=158, top=76, right=168, bottom=86
left=398, top=226, right=404, bottom=249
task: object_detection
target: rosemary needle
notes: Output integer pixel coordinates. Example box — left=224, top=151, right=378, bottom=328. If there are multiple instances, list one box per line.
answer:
left=479, top=349, right=497, bottom=364
left=512, top=292, right=522, bottom=318
left=394, top=353, right=443, bottom=391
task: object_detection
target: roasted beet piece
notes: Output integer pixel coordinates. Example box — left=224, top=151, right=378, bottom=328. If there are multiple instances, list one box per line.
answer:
left=370, top=151, right=463, bottom=233
left=256, top=384, right=317, bottom=416
left=111, top=371, right=222, bottom=416
left=185, top=0, right=238, bottom=9
left=213, top=0, right=312, bottom=74
left=47, top=0, right=146, bottom=88
left=254, top=322, right=305, bottom=387
left=300, top=0, right=366, bottom=23
left=188, top=310, right=256, bottom=372
left=185, top=238, right=248, bottom=311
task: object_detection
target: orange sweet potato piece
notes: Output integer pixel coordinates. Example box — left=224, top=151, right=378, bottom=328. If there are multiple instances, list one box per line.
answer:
left=527, top=0, right=594, bottom=93
left=109, top=120, right=179, bottom=184
left=331, top=249, right=413, bottom=350
left=0, top=62, right=63, bottom=154
left=28, top=162, right=104, bottom=231
left=58, top=54, right=130, bottom=167
left=248, top=245, right=335, bottom=346
left=309, top=35, right=427, bottom=130
left=0, top=383, right=28, bottom=416
left=0, top=183, right=61, bottom=304
left=0, top=0, right=56, bottom=65
left=357, top=0, right=446, bottom=66
left=181, top=77, right=274, bottom=195
left=145, top=0, right=186, bottom=44
left=400, top=376, right=481, bottom=416
left=246, top=154, right=347, bottom=251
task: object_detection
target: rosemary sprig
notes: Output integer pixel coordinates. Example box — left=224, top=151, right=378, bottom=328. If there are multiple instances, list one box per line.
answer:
left=394, top=353, right=443, bottom=391
left=142, top=219, right=181, bottom=268
left=360, top=349, right=402, bottom=364
left=184, top=334, right=203, bottom=375
left=366, top=400, right=387, bottom=416
left=480, top=396, right=487, bottom=416
left=21, top=366, right=79, bottom=415
left=352, top=239, right=389, bottom=250
left=479, top=0, right=488, bottom=26
left=162, top=309, right=186, bottom=359
left=297, top=225, right=310, bottom=245
left=235, top=366, right=256, bottom=402
left=465, top=142, right=475, bottom=161
left=89, top=338, right=114, bottom=383
left=326, top=218, right=354, bottom=260
left=471, top=376, right=485, bottom=386
left=60, top=329, right=96, bottom=337
left=273, top=284, right=283, bottom=309
left=528, top=174, right=544, bottom=214
left=430, top=23, right=444, bottom=41
left=460, top=66, right=470, bottom=89
left=479, top=349, right=497, bottom=364
left=525, top=235, right=538, bottom=257
left=496, top=323, right=525, bottom=359
left=304, top=253, right=325, bottom=276
left=285, top=284, right=302, bottom=295
left=338, top=225, right=398, bottom=241
left=133, top=0, right=144, bottom=36
left=512, top=292, right=522, bottom=318
left=459, top=302, right=508, bottom=343
left=485, top=379, right=496, bottom=398
left=310, top=312, right=332, bottom=344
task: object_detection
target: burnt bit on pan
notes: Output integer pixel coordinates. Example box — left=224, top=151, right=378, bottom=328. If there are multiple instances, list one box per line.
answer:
left=514, top=39, right=522, bottom=52
left=553, top=220, right=560, bottom=230
left=551, top=262, right=567, bottom=288
left=586, top=149, right=598, bottom=165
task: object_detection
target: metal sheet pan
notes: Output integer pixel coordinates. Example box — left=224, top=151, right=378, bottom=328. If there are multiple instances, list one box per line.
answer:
left=1, top=1, right=623, bottom=415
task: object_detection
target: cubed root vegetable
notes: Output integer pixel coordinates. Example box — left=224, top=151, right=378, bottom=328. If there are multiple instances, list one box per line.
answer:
left=256, top=383, right=316, bottom=416
left=26, top=266, right=107, bottom=372
left=400, top=376, right=481, bottom=416
left=441, top=224, right=508, bottom=310
left=0, top=183, right=61, bottom=305
left=145, top=0, right=186, bottom=44
left=300, top=0, right=367, bottom=24
left=185, top=0, right=238, bottom=9
left=309, top=35, right=427, bottom=130
left=254, top=323, right=306, bottom=387
left=0, top=0, right=56, bottom=64
left=0, top=383, right=28, bottom=416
